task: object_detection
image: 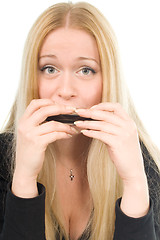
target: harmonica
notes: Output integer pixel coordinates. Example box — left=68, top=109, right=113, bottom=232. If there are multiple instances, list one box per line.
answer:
left=45, top=114, right=93, bottom=124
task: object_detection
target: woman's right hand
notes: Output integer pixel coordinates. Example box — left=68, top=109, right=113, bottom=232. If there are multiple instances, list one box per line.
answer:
left=12, top=99, right=76, bottom=197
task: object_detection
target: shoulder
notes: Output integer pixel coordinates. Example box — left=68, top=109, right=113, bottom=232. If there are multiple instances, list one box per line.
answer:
left=0, top=132, right=14, bottom=157
left=140, top=141, right=160, bottom=191
left=0, top=132, right=13, bottom=145
left=140, top=140, right=160, bottom=226
left=140, top=140, right=160, bottom=181
left=0, top=132, right=14, bottom=181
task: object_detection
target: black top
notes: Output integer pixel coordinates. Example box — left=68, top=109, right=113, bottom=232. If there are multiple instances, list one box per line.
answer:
left=0, top=133, right=160, bottom=240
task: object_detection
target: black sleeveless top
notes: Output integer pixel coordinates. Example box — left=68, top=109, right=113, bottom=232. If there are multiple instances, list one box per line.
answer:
left=0, top=133, right=160, bottom=239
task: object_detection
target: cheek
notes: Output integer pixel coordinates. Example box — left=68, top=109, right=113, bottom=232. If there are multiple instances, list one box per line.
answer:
left=38, top=80, right=54, bottom=99
left=82, top=81, right=102, bottom=107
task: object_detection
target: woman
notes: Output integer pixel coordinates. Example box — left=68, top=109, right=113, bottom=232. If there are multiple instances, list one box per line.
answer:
left=0, top=2, right=160, bottom=240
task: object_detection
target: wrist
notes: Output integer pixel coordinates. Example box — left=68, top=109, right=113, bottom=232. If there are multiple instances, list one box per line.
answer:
left=12, top=170, right=38, bottom=198
left=121, top=174, right=150, bottom=218
left=122, top=171, right=148, bottom=187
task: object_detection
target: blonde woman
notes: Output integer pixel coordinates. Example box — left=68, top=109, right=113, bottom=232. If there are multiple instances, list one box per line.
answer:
left=0, top=2, right=160, bottom=240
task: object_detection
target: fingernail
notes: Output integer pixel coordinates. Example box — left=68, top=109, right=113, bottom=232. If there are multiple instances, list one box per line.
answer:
left=70, top=127, right=79, bottom=133
left=74, top=121, right=83, bottom=125
left=66, top=106, right=76, bottom=111
left=75, top=109, right=86, bottom=113
left=81, top=130, right=89, bottom=134
left=67, top=134, right=73, bottom=137
left=90, top=105, right=97, bottom=109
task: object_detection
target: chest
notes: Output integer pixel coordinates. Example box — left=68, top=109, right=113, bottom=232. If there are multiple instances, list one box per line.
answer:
left=56, top=173, right=93, bottom=240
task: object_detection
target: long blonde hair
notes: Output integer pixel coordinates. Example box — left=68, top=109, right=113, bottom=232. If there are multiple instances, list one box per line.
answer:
left=2, top=2, right=160, bottom=239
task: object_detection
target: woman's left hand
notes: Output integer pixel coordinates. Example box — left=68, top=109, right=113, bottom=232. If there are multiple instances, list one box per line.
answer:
left=74, top=102, right=146, bottom=183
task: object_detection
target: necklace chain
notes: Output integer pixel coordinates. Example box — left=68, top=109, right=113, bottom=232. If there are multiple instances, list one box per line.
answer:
left=58, top=160, right=77, bottom=181
left=58, top=158, right=87, bottom=182
left=69, top=169, right=75, bottom=181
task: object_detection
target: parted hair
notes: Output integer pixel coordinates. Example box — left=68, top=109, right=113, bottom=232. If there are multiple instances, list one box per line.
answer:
left=2, top=2, right=160, bottom=240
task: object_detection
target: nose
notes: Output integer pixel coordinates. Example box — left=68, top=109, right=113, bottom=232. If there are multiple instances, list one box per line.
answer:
left=57, top=72, right=77, bottom=100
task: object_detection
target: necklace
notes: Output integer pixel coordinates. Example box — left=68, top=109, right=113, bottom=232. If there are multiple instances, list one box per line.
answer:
left=69, top=169, right=75, bottom=181
left=58, top=162, right=76, bottom=181
left=59, top=164, right=86, bottom=182
left=58, top=158, right=87, bottom=182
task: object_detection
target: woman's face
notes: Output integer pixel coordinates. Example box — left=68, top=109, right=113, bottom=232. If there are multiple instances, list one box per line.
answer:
left=38, top=27, right=102, bottom=109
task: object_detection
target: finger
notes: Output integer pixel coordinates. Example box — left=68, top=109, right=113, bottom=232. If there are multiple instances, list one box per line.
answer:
left=74, top=120, right=120, bottom=135
left=75, top=109, right=124, bottom=127
left=29, top=104, right=76, bottom=126
left=23, top=99, right=54, bottom=119
left=81, top=129, right=114, bottom=146
left=36, top=121, right=77, bottom=136
left=90, top=102, right=130, bottom=120
left=40, top=131, right=72, bottom=146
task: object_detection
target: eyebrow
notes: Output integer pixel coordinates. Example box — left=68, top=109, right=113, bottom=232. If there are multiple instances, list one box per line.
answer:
left=39, top=54, right=57, bottom=59
left=39, top=54, right=100, bottom=65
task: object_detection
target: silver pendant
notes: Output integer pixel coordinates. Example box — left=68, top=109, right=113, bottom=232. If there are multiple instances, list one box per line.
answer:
left=69, top=169, right=75, bottom=181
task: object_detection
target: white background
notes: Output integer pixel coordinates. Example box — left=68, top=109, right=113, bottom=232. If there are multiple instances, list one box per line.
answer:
left=0, top=0, right=160, bottom=148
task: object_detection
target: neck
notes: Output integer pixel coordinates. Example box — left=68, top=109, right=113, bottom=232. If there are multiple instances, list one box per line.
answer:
left=53, top=133, right=92, bottom=169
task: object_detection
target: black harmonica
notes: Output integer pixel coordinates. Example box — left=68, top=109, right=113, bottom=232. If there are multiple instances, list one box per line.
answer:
left=45, top=114, right=93, bottom=124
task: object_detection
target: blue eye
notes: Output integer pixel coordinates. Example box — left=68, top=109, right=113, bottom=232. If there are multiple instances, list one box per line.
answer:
left=40, top=66, right=57, bottom=74
left=80, top=67, right=96, bottom=75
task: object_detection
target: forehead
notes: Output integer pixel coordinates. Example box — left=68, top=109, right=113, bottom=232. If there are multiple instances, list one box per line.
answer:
left=39, top=27, right=100, bottom=60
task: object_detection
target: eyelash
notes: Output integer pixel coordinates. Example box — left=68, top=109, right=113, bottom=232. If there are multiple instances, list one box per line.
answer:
left=40, top=65, right=96, bottom=75
left=80, top=67, right=96, bottom=75
left=40, top=65, right=57, bottom=74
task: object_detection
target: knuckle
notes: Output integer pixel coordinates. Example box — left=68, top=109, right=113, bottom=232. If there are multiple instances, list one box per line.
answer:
left=125, top=131, right=130, bottom=138
left=38, top=107, right=45, bottom=115
left=115, top=102, right=121, bottom=109
left=39, top=107, right=51, bottom=118
left=48, top=121, right=57, bottom=129
left=25, top=131, right=33, bottom=141
left=40, top=139, right=48, bottom=150
left=50, top=131, right=59, bottom=140
left=132, top=122, right=138, bottom=134
left=17, top=120, right=25, bottom=134
left=58, top=124, right=69, bottom=133
left=27, top=134, right=42, bottom=148
left=90, top=110, right=95, bottom=119
left=65, top=125, right=70, bottom=132
left=126, top=120, right=137, bottom=136
left=130, top=119, right=137, bottom=130
left=30, top=99, right=37, bottom=106
left=43, top=98, right=54, bottom=105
